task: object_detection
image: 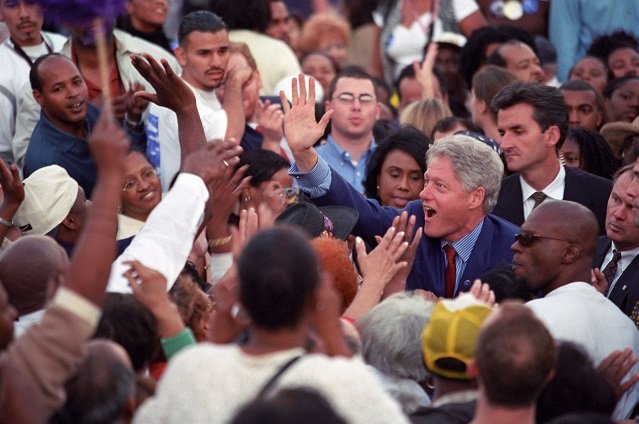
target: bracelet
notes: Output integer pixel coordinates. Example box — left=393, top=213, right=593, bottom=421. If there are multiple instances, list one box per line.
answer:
left=124, top=113, right=143, bottom=130
left=208, top=235, right=232, bottom=248
left=0, top=217, right=13, bottom=227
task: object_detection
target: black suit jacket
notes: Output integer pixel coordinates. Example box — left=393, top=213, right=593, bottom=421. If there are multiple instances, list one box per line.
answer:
left=593, top=237, right=639, bottom=318
left=492, top=167, right=612, bottom=234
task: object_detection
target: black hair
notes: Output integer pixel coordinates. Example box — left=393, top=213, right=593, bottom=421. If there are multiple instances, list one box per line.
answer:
left=300, top=50, right=340, bottom=75
left=238, top=227, right=319, bottom=330
left=54, top=342, right=136, bottom=424
left=565, top=128, right=620, bottom=179
left=363, top=125, right=429, bottom=202
left=94, top=293, right=160, bottom=372
left=230, top=388, right=347, bottom=424
left=587, top=31, right=639, bottom=65
left=476, top=261, right=532, bottom=302
left=209, top=0, right=270, bottom=33
left=560, top=79, right=599, bottom=94
left=238, top=149, right=290, bottom=188
left=326, top=66, right=376, bottom=101
left=430, top=116, right=482, bottom=140
left=178, top=10, right=227, bottom=45
left=459, top=24, right=537, bottom=89
left=536, top=342, right=616, bottom=423
left=492, top=81, right=569, bottom=149
left=603, top=75, right=639, bottom=99
left=394, top=64, right=447, bottom=102
left=29, top=52, right=69, bottom=92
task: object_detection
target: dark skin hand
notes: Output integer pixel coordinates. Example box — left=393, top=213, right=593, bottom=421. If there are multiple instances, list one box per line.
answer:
left=131, top=54, right=207, bottom=161
left=65, top=108, right=128, bottom=305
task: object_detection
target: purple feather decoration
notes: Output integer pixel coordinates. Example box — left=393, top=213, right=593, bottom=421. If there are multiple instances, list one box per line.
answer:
left=37, top=0, right=127, bottom=26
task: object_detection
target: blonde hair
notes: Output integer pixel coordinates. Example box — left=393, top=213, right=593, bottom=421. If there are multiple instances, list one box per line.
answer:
left=400, top=99, right=452, bottom=140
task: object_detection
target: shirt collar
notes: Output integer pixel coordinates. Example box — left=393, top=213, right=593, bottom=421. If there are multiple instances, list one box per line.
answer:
left=440, top=219, right=485, bottom=263
left=326, top=134, right=375, bottom=160
left=520, top=162, right=565, bottom=201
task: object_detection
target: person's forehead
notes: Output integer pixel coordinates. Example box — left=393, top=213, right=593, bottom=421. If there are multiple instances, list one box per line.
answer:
left=562, top=89, right=597, bottom=106
left=501, top=43, right=535, bottom=60
left=610, top=47, right=639, bottom=61
left=613, top=171, right=633, bottom=192
left=40, top=57, right=80, bottom=83
left=184, top=30, right=229, bottom=48
left=334, top=77, right=374, bottom=94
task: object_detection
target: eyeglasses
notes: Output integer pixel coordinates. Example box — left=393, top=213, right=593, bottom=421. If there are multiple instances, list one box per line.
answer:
left=514, top=232, right=573, bottom=247
left=334, top=93, right=376, bottom=106
left=122, top=168, right=158, bottom=192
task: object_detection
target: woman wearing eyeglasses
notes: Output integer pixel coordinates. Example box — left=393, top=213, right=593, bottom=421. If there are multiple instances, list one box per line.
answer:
left=117, top=150, right=162, bottom=240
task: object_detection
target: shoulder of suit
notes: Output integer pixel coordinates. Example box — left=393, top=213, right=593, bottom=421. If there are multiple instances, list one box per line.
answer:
left=565, top=166, right=612, bottom=188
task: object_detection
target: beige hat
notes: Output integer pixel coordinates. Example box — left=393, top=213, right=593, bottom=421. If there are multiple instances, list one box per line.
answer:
left=14, top=165, right=79, bottom=236
left=434, top=31, right=467, bottom=48
left=599, top=116, right=639, bottom=158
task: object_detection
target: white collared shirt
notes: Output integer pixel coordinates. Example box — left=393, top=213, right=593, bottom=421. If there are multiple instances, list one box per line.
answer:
left=521, top=163, right=566, bottom=219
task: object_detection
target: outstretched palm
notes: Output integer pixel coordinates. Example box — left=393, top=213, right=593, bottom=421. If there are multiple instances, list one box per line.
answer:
left=280, top=74, right=332, bottom=168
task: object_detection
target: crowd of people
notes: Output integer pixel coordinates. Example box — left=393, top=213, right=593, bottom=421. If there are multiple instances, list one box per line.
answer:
left=2, top=0, right=639, bottom=422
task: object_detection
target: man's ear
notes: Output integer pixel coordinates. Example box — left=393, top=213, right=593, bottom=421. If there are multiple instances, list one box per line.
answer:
left=545, top=125, right=561, bottom=148
left=174, top=46, right=187, bottom=68
left=61, top=212, right=80, bottom=231
left=478, top=99, right=488, bottom=114
left=33, top=90, right=43, bottom=106
left=468, top=187, right=485, bottom=211
left=561, top=243, right=581, bottom=264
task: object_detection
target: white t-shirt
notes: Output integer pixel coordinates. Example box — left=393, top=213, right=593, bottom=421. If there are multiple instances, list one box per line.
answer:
left=527, top=282, right=639, bottom=419
left=146, top=80, right=227, bottom=190
left=134, top=344, right=409, bottom=423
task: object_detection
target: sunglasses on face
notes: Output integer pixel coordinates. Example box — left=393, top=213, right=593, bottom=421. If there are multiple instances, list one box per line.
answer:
left=514, top=231, right=573, bottom=247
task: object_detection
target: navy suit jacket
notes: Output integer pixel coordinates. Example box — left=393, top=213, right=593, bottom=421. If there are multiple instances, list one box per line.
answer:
left=492, top=167, right=612, bottom=235
left=593, top=237, right=639, bottom=318
left=312, top=167, right=519, bottom=295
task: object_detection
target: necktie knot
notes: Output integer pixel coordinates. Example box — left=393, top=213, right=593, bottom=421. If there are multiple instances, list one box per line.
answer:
left=530, top=192, right=547, bottom=209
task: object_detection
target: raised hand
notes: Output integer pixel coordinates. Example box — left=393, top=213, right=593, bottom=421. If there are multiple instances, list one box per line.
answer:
left=597, top=348, right=639, bottom=402
left=0, top=160, right=24, bottom=213
left=383, top=212, right=423, bottom=296
left=343, top=226, right=410, bottom=320
left=468, top=279, right=496, bottom=307
left=591, top=267, right=608, bottom=294
left=357, top=226, right=409, bottom=289
left=257, top=99, right=284, bottom=149
left=131, top=54, right=195, bottom=114
left=280, top=74, right=333, bottom=170
left=88, top=109, right=129, bottom=176
left=209, top=265, right=250, bottom=343
left=181, top=139, right=243, bottom=186
left=412, top=42, right=440, bottom=100
left=124, top=259, right=186, bottom=338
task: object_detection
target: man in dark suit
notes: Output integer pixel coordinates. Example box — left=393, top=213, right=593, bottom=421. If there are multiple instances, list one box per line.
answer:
left=597, top=165, right=639, bottom=327
left=491, top=82, right=611, bottom=234
left=281, top=75, right=518, bottom=297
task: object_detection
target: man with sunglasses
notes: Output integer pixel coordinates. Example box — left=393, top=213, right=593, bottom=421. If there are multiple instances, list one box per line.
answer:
left=315, top=68, right=380, bottom=193
left=514, top=199, right=639, bottom=420
left=491, top=81, right=611, bottom=235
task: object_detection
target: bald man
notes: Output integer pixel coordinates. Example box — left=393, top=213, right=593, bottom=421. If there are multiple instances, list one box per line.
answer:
left=0, top=236, right=69, bottom=336
left=512, top=200, right=639, bottom=420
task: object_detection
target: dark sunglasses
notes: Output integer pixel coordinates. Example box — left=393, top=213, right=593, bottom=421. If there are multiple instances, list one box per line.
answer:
left=514, top=232, right=573, bottom=247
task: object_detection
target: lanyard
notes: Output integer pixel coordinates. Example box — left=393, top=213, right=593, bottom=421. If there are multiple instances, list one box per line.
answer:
left=10, top=37, right=52, bottom=67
